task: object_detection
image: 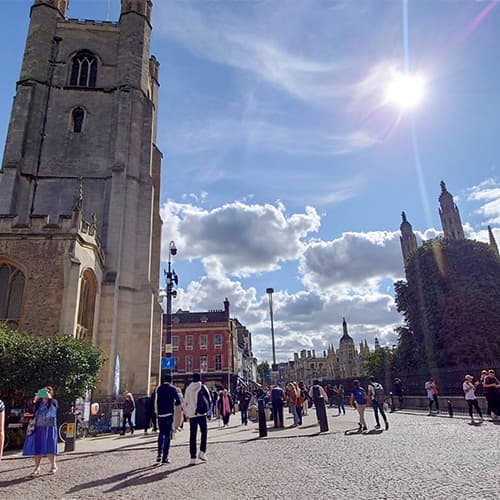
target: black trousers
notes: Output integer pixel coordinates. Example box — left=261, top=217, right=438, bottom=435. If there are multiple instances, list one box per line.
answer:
left=189, top=415, right=207, bottom=459
left=272, top=400, right=284, bottom=428
left=372, top=400, right=388, bottom=426
left=122, top=413, right=133, bottom=433
left=467, top=399, right=483, bottom=419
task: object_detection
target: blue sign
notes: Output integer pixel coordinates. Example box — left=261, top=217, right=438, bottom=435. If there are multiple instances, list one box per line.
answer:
left=161, top=357, right=176, bottom=370
left=113, top=354, right=120, bottom=401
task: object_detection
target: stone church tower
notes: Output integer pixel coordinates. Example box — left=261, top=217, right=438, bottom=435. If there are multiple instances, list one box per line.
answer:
left=337, top=318, right=358, bottom=378
left=399, top=211, right=418, bottom=268
left=438, top=181, right=465, bottom=240
left=0, top=0, right=163, bottom=396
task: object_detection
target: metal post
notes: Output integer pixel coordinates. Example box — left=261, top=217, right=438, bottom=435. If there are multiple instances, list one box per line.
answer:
left=64, top=410, right=77, bottom=452
left=447, top=400, right=453, bottom=418
left=258, top=398, right=267, bottom=437
left=266, top=288, right=277, bottom=376
left=162, top=241, right=177, bottom=378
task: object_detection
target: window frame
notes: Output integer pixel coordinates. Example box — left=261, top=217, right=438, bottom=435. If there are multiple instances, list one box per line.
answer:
left=172, top=335, right=179, bottom=351
left=69, top=50, right=98, bottom=88
left=200, top=355, right=208, bottom=373
left=214, top=333, right=222, bottom=349
left=200, top=334, right=208, bottom=350
left=0, top=259, right=27, bottom=330
left=215, top=354, right=222, bottom=371
left=185, top=355, right=193, bottom=373
left=185, top=335, right=193, bottom=350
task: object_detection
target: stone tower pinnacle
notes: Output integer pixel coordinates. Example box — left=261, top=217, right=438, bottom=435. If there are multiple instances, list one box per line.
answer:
left=439, top=181, right=465, bottom=240
left=488, top=225, right=499, bottom=257
left=400, top=211, right=418, bottom=266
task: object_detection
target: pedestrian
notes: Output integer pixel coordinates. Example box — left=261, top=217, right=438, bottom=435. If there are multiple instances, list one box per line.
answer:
left=217, top=389, right=233, bottom=427
left=211, top=389, right=218, bottom=419
left=425, top=377, right=439, bottom=415
left=121, top=393, right=135, bottom=435
left=153, top=373, right=181, bottom=464
left=482, top=369, right=500, bottom=419
left=23, top=387, right=58, bottom=476
left=0, top=398, right=5, bottom=462
left=309, top=380, right=328, bottom=425
left=367, top=376, right=389, bottom=430
left=393, top=378, right=404, bottom=410
left=271, top=384, right=285, bottom=428
left=286, top=383, right=300, bottom=427
left=183, top=372, right=211, bottom=465
left=463, top=375, right=483, bottom=424
left=337, top=384, right=346, bottom=415
left=144, top=393, right=157, bottom=434
left=349, top=380, right=368, bottom=432
left=299, top=382, right=308, bottom=416
left=174, top=385, right=184, bottom=432
left=237, top=385, right=251, bottom=426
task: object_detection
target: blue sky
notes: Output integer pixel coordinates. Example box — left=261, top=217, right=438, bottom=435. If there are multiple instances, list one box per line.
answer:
left=1, top=0, right=499, bottom=362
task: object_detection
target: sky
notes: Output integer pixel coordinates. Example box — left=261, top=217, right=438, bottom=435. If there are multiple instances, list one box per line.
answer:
left=1, top=0, right=499, bottom=364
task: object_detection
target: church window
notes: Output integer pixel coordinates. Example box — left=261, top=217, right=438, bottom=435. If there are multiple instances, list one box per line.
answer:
left=72, top=107, right=85, bottom=133
left=69, top=50, right=97, bottom=88
left=76, top=269, right=97, bottom=339
left=0, top=261, right=26, bottom=330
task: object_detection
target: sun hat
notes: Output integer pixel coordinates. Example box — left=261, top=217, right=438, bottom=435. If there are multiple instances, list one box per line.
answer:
left=464, top=375, right=473, bottom=380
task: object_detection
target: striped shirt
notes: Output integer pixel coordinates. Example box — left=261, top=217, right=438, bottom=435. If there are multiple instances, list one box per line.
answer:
left=0, top=399, right=4, bottom=413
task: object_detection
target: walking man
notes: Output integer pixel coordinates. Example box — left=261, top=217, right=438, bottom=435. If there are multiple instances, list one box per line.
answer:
left=271, top=384, right=285, bottom=428
left=350, top=380, right=368, bottom=432
left=184, top=372, right=211, bottom=465
left=367, top=376, right=389, bottom=430
left=237, top=385, right=252, bottom=426
left=154, top=373, right=181, bottom=464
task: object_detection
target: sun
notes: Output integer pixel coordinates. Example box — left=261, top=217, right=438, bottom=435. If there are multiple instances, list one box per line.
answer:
left=385, top=72, right=425, bottom=109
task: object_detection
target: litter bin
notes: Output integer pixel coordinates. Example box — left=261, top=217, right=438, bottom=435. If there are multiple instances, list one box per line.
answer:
left=134, top=397, right=148, bottom=430
left=110, top=409, right=123, bottom=432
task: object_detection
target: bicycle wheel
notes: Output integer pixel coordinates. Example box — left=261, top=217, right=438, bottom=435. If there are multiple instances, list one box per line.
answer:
left=76, top=423, right=86, bottom=439
left=58, top=422, right=67, bottom=442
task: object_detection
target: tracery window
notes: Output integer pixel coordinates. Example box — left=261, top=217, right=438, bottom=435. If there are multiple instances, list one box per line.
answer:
left=69, top=50, right=97, bottom=88
left=0, top=261, right=26, bottom=330
left=76, top=269, right=97, bottom=339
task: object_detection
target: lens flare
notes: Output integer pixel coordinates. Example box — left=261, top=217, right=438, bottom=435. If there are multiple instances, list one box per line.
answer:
left=385, top=73, right=425, bottom=109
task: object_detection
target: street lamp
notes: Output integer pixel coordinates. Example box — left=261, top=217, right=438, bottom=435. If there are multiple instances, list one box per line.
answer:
left=163, top=241, right=178, bottom=375
left=266, top=288, right=277, bottom=374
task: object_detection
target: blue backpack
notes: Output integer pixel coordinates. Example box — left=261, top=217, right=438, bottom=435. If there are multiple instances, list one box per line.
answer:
left=352, top=387, right=367, bottom=405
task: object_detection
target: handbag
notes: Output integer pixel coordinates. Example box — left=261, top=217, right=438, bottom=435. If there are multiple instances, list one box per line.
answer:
left=26, top=419, right=36, bottom=436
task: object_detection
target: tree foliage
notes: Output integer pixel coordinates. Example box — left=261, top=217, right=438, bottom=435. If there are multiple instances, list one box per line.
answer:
left=394, top=238, right=500, bottom=369
left=257, top=361, right=271, bottom=385
left=0, top=324, right=105, bottom=407
left=363, top=347, right=395, bottom=382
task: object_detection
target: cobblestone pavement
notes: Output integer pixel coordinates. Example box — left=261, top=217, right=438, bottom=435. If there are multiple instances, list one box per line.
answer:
left=1, top=408, right=498, bottom=500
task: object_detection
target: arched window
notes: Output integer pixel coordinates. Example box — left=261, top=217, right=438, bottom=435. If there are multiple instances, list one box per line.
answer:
left=72, top=107, right=85, bottom=133
left=69, top=50, right=97, bottom=88
left=76, top=269, right=97, bottom=339
left=0, top=261, right=26, bottom=330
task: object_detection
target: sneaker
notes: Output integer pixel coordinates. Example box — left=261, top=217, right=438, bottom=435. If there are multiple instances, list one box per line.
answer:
left=162, top=457, right=170, bottom=464
left=189, top=458, right=197, bottom=466
left=198, top=451, right=207, bottom=462
left=375, top=424, right=381, bottom=429
left=156, top=455, right=161, bottom=463
left=385, top=421, right=389, bottom=430
left=362, top=426, right=368, bottom=431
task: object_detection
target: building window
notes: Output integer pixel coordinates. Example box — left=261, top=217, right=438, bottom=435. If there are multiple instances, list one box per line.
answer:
left=185, top=335, right=193, bottom=350
left=200, top=355, right=208, bottom=373
left=72, top=107, right=85, bottom=133
left=172, top=335, right=179, bottom=351
left=215, top=354, right=222, bottom=371
left=185, top=355, right=193, bottom=373
left=0, top=261, right=26, bottom=330
left=76, top=269, right=97, bottom=339
left=214, top=334, right=222, bottom=349
left=69, top=50, right=97, bottom=88
left=200, top=335, right=207, bottom=349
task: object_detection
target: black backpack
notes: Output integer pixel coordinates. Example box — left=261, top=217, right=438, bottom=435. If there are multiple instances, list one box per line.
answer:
left=196, top=385, right=210, bottom=415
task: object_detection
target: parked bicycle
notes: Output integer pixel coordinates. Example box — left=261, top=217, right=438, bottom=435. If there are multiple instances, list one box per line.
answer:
left=88, top=412, right=110, bottom=436
left=58, top=410, right=87, bottom=442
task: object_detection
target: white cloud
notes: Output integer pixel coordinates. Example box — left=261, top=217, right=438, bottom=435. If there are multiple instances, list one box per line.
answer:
left=467, top=178, right=500, bottom=226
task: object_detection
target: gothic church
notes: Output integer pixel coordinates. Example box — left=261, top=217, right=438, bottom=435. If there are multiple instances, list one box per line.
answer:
left=0, top=0, right=163, bottom=396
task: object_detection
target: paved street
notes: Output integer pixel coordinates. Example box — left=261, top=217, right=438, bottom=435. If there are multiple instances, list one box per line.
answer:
left=1, top=408, right=498, bottom=499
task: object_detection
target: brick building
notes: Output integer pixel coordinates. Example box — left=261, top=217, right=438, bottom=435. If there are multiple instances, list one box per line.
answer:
left=164, top=298, right=256, bottom=391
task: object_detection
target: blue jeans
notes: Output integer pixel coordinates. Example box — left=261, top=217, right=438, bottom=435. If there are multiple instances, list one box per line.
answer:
left=157, top=415, right=173, bottom=460
left=240, top=404, right=249, bottom=425
left=338, top=397, right=345, bottom=414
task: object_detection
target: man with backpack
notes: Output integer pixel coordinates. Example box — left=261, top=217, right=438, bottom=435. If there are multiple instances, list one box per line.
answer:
left=349, top=380, right=368, bottom=432
left=183, top=372, right=211, bottom=465
left=367, top=376, right=389, bottom=430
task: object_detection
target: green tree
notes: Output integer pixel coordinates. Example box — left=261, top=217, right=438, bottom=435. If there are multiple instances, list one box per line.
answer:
left=0, top=325, right=105, bottom=407
left=257, top=361, right=271, bottom=385
left=391, top=327, right=420, bottom=375
left=395, top=238, right=500, bottom=369
left=363, top=347, right=395, bottom=383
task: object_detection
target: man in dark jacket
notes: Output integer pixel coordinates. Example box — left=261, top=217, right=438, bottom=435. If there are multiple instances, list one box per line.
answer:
left=271, top=384, right=285, bottom=428
left=144, top=394, right=158, bottom=434
left=237, top=386, right=252, bottom=425
left=154, top=373, right=181, bottom=464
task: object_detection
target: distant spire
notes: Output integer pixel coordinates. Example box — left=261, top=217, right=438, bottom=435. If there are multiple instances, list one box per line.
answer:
left=488, top=225, right=499, bottom=257
left=438, top=181, right=464, bottom=240
left=374, top=337, right=380, bottom=349
left=401, top=211, right=407, bottom=223
left=440, top=180, right=446, bottom=193
left=340, top=317, right=353, bottom=343
left=400, top=211, right=418, bottom=266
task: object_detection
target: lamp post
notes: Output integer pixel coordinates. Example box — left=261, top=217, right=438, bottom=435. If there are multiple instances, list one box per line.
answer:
left=163, top=241, right=178, bottom=376
left=266, top=288, right=277, bottom=375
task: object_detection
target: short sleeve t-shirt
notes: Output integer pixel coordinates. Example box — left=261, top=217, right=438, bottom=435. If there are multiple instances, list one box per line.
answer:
left=425, top=381, right=435, bottom=399
left=463, top=382, right=476, bottom=400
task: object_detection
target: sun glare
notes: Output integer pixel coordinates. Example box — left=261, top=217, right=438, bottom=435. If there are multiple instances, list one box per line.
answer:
left=385, top=73, right=425, bottom=110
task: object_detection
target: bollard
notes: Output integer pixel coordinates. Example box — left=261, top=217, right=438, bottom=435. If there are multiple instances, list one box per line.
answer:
left=258, top=398, right=267, bottom=438
left=447, top=400, right=453, bottom=418
left=315, top=397, right=329, bottom=433
left=389, top=392, right=395, bottom=413
left=64, top=411, right=77, bottom=452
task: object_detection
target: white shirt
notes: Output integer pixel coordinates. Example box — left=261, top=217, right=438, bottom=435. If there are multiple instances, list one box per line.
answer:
left=463, top=381, right=477, bottom=400
left=425, top=381, right=435, bottom=399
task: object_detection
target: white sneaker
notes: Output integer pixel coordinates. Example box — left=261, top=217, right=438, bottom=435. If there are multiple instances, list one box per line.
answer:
left=189, top=458, right=197, bottom=466
left=198, top=451, right=207, bottom=462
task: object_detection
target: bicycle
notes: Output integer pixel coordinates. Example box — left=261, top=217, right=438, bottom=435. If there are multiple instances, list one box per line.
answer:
left=58, top=411, right=87, bottom=442
left=88, top=413, right=110, bottom=436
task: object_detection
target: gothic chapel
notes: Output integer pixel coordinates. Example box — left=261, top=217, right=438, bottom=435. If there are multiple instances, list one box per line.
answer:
left=0, top=0, right=163, bottom=395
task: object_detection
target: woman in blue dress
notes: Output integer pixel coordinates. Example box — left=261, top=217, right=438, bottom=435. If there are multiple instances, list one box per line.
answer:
left=23, top=386, right=58, bottom=476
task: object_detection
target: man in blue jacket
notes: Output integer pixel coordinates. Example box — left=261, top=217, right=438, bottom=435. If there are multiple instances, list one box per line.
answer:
left=154, top=373, right=181, bottom=464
